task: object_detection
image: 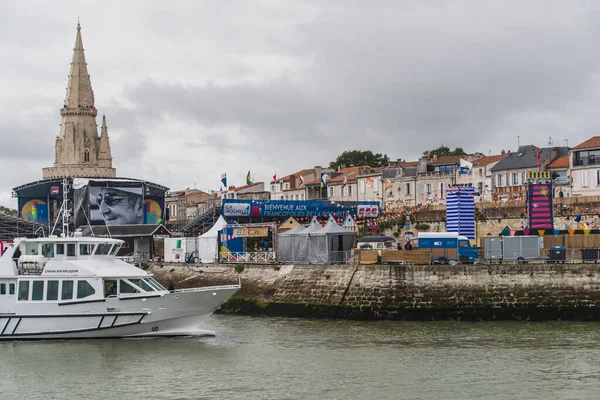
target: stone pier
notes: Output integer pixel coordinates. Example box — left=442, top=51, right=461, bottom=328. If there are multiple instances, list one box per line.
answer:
left=149, top=263, right=600, bottom=321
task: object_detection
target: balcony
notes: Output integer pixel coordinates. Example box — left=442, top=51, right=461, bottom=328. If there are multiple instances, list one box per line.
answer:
left=573, top=156, right=600, bottom=167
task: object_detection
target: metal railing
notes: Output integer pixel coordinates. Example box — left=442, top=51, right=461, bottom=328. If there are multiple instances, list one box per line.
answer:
left=478, top=247, right=600, bottom=264
left=219, top=251, right=277, bottom=264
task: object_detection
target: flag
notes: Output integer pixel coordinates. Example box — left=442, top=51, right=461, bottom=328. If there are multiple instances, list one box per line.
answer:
left=320, top=173, right=328, bottom=188
left=342, top=176, right=347, bottom=188
left=246, top=171, right=253, bottom=185
left=366, top=177, right=374, bottom=187
left=299, top=175, right=305, bottom=186
left=459, top=158, right=473, bottom=174
left=528, top=183, right=553, bottom=230
left=385, top=179, right=392, bottom=190
left=221, top=173, right=227, bottom=187
left=273, top=171, right=277, bottom=182
left=536, top=147, right=541, bottom=168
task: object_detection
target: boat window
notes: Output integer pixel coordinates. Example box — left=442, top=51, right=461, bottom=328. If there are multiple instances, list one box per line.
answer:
left=151, top=278, right=167, bottom=291
left=56, top=243, right=65, bottom=255
left=77, top=281, right=96, bottom=299
left=66, top=243, right=76, bottom=257
left=145, top=278, right=165, bottom=291
left=110, top=245, right=121, bottom=256
left=42, top=244, right=54, bottom=258
left=95, top=243, right=112, bottom=255
left=25, top=243, right=38, bottom=255
left=9, top=283, right=15, bottom=295
left=32, top=281, right=44, bottom=301
left=47, top=280, right=59, bottom=301
left=119, top=280, right=140, bottom=294
left=18, top=281, right=29, bottom=301
left=104, top=280, right=117, bottom=297
left=128, top=278, right=155, bottom=292
left=61, top=280, right=74, bottom=300
left=0, top=283, right=5, bottom=295
left=79, top=244, right=95, bottom=256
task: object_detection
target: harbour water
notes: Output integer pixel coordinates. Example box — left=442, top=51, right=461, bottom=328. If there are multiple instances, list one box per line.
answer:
left=1, top=315, right=599, bottom=399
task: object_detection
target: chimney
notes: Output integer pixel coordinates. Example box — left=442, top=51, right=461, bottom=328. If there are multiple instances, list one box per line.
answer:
left=418, top=157, right=428, bottom=174
left=501, top=149, right=506, bottom=155
left=432, top=154, right=438, bottom=161
left=314, top=166, right=322, bottom=181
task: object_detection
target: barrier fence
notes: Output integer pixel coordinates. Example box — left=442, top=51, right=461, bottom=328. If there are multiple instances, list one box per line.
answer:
left=357, top=248, right=600, bottom=265
left=219, top=251, right=277, bottom=264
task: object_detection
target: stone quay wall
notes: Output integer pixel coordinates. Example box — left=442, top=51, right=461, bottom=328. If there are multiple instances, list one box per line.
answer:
left=149, top=262, right=600, bottom=321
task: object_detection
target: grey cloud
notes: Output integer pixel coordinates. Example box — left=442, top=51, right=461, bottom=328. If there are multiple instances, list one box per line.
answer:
left=4, top=0, right=600, bottom=206
left=119, top=0, right=600, bottom=163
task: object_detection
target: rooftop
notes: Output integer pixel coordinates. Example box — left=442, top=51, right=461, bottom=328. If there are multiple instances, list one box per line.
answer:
left=228, top=182, right=264, bottom=192
left=547, top=155, right=569, bottom=169
left=572, top=136, right=600, bottom=150
left=474, top=154, right=505, bottom=166
left=328, top=167, right=361, bottom=184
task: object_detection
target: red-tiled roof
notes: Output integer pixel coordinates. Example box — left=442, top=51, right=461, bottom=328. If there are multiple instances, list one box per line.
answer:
left=274, top=169, right=314, bottom=184
left=229, top=182, right=263, bottom=192
left=547, top=155, right=569, bottom=169
left=428, top=155, right=463, bottom=165
left=328, top=167, right=360, bottom=184
left=304, top=178, right=321, bottom=186
left=572, top=136, right=600, bottom=150
left=474, top=154, right=505, bottom=166
left=402, top=161, right=419, bottom=167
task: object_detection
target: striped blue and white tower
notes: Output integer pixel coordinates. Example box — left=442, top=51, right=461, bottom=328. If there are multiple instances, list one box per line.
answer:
left=445, top=186, right=475, bottom=239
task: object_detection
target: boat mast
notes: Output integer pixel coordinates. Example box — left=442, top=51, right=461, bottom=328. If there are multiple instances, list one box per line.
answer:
left=61, top=178, right=70, bottom=237
left=51, top=178, right=71, bottom=237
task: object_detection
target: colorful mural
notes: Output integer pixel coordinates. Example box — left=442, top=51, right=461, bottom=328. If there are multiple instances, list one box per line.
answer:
left=20, top=199, right=48, bottom=223
left=144, top=199, right=163, bottom=224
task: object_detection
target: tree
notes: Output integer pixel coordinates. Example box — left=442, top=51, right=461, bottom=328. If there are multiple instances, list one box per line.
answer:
left=422, top=146, right=466, bottom=158
left=329, top=150, right=390, bottom=170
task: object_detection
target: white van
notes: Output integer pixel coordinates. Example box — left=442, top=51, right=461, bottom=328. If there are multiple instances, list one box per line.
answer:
left=356, top=236, right=398, bottom=250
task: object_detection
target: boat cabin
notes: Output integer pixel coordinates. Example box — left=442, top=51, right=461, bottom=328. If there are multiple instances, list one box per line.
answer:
left=0, top=236, right=167, bottom=308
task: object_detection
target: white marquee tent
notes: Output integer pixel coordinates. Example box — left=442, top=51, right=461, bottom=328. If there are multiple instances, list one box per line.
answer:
left=278, top=216, right=357, bottom=264
left=197, top=215, right=227, bottom=263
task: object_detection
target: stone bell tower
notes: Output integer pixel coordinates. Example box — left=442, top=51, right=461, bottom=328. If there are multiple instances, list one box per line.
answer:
left=43, top=23, right=116, bottom=179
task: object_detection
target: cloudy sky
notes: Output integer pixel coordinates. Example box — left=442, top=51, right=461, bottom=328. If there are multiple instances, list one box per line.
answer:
left=1, top=0, right=599, bottom=207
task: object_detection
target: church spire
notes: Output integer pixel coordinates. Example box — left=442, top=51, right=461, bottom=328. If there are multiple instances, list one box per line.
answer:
left=63, top=22, right=95, bottom=110
left=97, top=114, right=113, bottom=167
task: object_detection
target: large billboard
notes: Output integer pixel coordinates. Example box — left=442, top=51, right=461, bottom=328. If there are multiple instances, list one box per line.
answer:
left=18, top=198, right=49, bottom=224
left=222, top=199, right=380, bottom=218
left=527, top=182, right=554, bottom=230
left=73, top=178, right=164, bottom=227
left=446, top=186, right=475, bottom=240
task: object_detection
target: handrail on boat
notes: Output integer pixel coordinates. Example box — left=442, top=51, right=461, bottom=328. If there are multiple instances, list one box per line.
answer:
left=173, top=284, right=241, bottom=293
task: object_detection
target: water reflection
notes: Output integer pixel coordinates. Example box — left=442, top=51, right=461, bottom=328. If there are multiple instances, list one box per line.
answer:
left=1, top=316, right=600, bottom=399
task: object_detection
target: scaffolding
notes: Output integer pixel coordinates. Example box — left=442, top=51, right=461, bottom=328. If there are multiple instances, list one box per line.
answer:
left=0, top=213, right=51, bottom=240
left=176, top=205, right=222, bottom=236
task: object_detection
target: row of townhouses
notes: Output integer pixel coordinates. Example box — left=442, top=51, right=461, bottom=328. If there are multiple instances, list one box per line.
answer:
left=165, top=137, right=600, bottom=225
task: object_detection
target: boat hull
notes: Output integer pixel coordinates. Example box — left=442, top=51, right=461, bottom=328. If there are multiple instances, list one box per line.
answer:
left=0, top=285, right=239, bottom=340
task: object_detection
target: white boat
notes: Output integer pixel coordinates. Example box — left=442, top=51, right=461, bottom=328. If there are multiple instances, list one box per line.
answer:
left=0, top=234, right=240, bottom=339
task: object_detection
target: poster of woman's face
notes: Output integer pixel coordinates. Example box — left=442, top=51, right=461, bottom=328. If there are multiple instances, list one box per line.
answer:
left=89, top=186, right=144, bottom=225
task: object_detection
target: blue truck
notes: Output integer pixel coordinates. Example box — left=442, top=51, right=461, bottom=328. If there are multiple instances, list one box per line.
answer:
left=417, top=232, right=479, bottom=264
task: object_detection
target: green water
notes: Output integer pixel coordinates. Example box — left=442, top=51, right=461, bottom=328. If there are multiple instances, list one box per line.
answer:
left=1, top=316, right=599, bottom=399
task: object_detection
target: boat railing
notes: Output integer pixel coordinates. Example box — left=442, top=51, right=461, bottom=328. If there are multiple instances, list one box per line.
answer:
left=174, top=284, right=241, bottom=293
